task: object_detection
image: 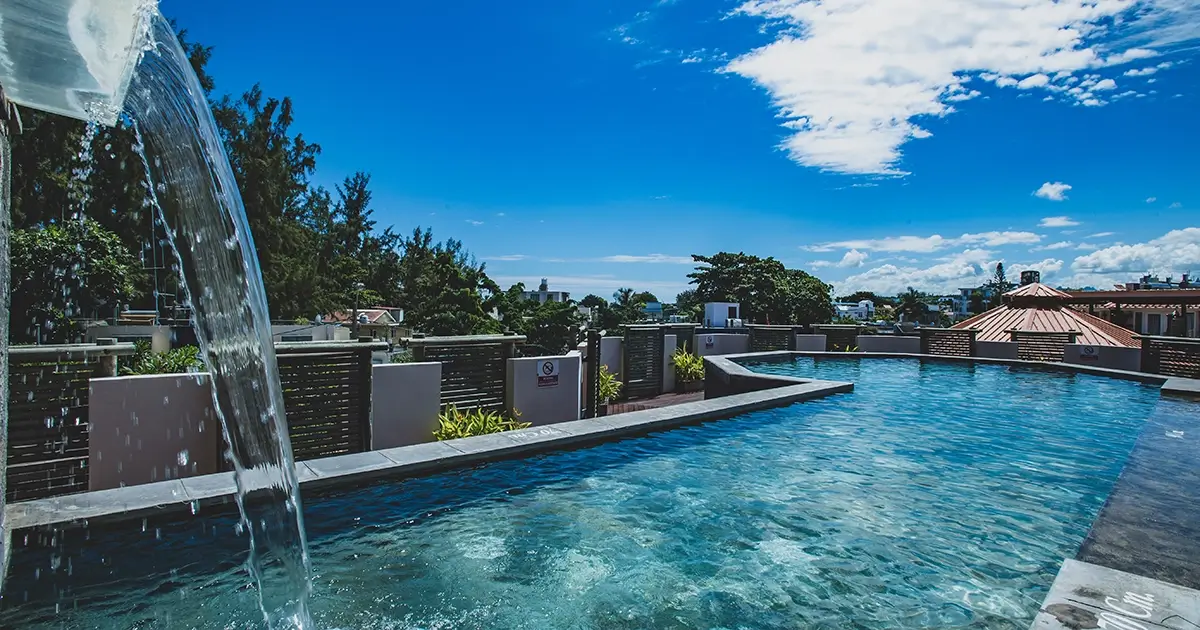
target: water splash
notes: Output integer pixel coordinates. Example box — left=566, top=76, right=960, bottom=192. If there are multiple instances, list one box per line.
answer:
left=122, top=10, right=312, bottom=629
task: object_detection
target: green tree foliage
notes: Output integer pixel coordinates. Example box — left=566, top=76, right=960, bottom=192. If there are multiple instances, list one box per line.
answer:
left=836, top=291, right=895, bottom=307
left=9, top=220, right=143, bottom=343
left=985, top=263, right=1014, bottom=308
left=496, top=283, right=585, bottom=353
left=122, top=341, right=205, bottom=375
left=673, top=289, right=702, bottom=323
left=968, top=290, right=986, bottom=315
left=896, top=287, right=930, bottom=323
left=688, top=252, right=834, bottom=325
left=397, top=228, right=501, bottom=336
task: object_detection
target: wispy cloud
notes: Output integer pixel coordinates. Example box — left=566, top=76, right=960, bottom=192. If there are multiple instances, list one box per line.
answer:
left=1034, top=241, right=1074, bottom=251
left=719, top=1, right=1195, bottom=176
left=1034, top=183, right=1073, bottom=202
left=1170, top=202, right=1183, bottom=209
left=1073, top=227, right=1200, bottom=274
left=1146, top=196, right=1158, bottom=203
left=805, top=231, right=1040, bottom=254
left=1039, top=215, right=1080, bottom=227
left=484, top=254, right=528, bottom=262
left=466, top=219, right=485, bottom=226
left=1088, top=232, right=1116, bottom=238
left=599, top=254, right=694, bottom=264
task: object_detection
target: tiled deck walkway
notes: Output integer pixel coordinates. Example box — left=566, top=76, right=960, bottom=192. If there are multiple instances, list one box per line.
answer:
left=607, top=390, right=705, bottom=415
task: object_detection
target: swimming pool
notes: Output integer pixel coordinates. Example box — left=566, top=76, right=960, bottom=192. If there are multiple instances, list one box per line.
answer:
left=4, top=358, right=1177, bottom=629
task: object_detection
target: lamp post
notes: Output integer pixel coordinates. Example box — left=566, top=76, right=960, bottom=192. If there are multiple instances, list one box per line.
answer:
left=350, top=281, right=365, bottom=338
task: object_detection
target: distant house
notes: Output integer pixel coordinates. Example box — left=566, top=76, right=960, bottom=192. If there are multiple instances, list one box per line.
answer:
left=641, top=301, right=664, bottom=321
left=953, top=286, right=997, bottom=317
left=521, top=279, right=570, bottom=304
left=704, top=302, right=742, bottom=328
left=321, top=309, right=403, bottom=344
left=833, top=300, right=875, bottom=321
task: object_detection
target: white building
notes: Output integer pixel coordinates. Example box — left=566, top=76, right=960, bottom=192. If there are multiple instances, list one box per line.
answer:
left=953, top=286, right=997, bottom=316
left=833, top=300, right=875, bottom=321
left=522, top=279, right=570, bottom=304
left=704, top=302, right=742, bottom=327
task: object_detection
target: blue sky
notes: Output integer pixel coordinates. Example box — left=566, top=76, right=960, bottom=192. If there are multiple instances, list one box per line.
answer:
left=166, top=0, right=1200, bottom=301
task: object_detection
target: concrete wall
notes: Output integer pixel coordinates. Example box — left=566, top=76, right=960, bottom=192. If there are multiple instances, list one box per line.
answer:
left=662, top=334, right=678, bottom=394
left=976, top=340, right=1019, bottom=360
left=856, top=335, right=920, bottom=354
left=85, top=325, right=172, bottom=352
left=88, top=373, right=220, bottom=491
left=694, top=333, right=751, bottom=357
left=794, top=334, right=827, bottom=352
left=371, top=362, right=442, bottom=449
left=1063, top=344, right=1142, bottom=372
left=600, top=336, right=623, bottom=379
left=507, top=353, right=582, bottom=426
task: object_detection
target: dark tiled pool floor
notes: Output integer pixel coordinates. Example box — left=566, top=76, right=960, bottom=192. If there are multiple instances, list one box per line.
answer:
left=1077, top=398, right=1200, bottom=589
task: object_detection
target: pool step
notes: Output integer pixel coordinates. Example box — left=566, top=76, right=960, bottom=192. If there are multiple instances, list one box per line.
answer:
left=1033, top=559, right=1200, bottom=629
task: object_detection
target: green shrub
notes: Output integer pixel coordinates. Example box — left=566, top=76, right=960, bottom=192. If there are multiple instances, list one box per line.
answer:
left=597, top=364, right=622, bottom=404
left=389, top=349, right=414, bottom=363
left=434, top=406, right=530, bottom=441
left=122, top=340, right=205, bottom=375
left=671, top=348, right=705, bottom=382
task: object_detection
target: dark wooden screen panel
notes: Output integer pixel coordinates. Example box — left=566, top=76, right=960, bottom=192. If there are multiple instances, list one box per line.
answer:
left=1010, top=331, right=1078, bottom=362
left=815, top=325, right=860, bottom=351
left=920, top=329, right=977, bottom=357
left=749, top=327, right=792, bottom=352
left=665, top=325, right=699, bottom=353
left=276, top=344, right=375, bottom=461
left=1140, top=336, right=1200, bottom=378
left=413, top=336, right=522, bottom=412
left=6, top=357, right=97, bottom=501
left=623, top=327, right=664, bottom=400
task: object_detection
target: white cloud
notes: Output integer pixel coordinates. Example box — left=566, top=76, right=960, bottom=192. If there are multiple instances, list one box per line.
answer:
left=466, top=219, right=485, bottom=226
left=598, top=254, right=694, bottom=264
left=1017, top=73, right=1051, bottom=89
left=1146, top=196, right=1158, bottom=203
left=722, top=0, right=1197, bottom=175
left=839, top=249, right=869, bottom=267
left=496, top=212, right=506, bottom=217
left=806, top=231, right=1040, bottom=253
left=1124, top=62, right=1172, bottom=76
left=1092, top=78, right=1118, bottom=90
left=1072, top=227, right=1200, bottom=274
left=1039, top=215, right=1080, bottom=227
left=485, top=254, right=529, bottom=261
left=837, top=249, right=1064, bottom=294
left=1076, top=243, right=1100, bottom=251
left=1034, top=182, right=1073, bottom=201
left=1169, top=202, right=1183, bottom=208
left=1035, top=241, right=1074, bottom=251
left=681, top=56, right=703, bottom=63
left=1088, top=232, right=1115, bottom=238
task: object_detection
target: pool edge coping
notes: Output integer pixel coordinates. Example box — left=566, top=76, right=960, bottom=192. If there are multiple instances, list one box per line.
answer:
left=4, top=373, right=853, bottom=531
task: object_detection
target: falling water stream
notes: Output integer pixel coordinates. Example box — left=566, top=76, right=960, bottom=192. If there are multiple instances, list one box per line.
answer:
left=120, top=9, right=313, bottom=629
left=0, top=92, right=13, bottom=596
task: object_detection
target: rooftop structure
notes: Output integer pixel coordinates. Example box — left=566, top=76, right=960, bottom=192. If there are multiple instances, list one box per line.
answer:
left=953, top=282, right=1137, bottom=347
left=521, top=279, right=570, bottom=304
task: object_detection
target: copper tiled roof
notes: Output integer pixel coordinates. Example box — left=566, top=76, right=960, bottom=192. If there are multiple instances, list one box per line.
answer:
left=953, top=283, right=1138, bottom=347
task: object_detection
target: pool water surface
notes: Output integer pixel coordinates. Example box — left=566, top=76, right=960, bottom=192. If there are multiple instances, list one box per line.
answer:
left=4, top=358, right=1172, bottom=629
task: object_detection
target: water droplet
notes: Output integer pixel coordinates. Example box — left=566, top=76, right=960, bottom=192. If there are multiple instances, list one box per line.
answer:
left=190, top=501, right=199, bottom=515
left=163, top=396, right=170, bottom=406
left=177, top=449, right=190, bottom=466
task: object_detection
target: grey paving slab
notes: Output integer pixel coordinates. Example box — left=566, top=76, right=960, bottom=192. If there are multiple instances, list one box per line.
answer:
left=1032, top=559, right=1200, bottom=629
left=180, top=471, right=237, bottom=501
left=303, top=451, right=395, bottom=479
left=1163, top=377, right=1200, bottom=398
left=440, top=432, right=524, bottom=456
left=375, top=440, right=463, bottom=468
left=503, top=425, right=573, bottom=446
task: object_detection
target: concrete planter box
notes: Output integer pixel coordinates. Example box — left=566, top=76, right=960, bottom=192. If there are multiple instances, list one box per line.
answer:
left=678, top=380, right=704, bottom=393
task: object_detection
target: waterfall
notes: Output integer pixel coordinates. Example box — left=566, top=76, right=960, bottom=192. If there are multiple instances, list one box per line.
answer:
left=0, top=91, right=13, bottom=597
left=119, top=9, right=313, bottom=629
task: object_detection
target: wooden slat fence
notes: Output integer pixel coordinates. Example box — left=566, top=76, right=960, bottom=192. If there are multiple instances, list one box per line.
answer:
left=1009, top=330, right=1079, bottom=362
left=1139, top=336, right=1200, bottom=379
left=411, top=335, right=524, bottom=412
left=814, top=325, right=861, bottom=351
left=6, top=342, right=135, bottom=502
left=920, top=328, right=977, bottom=357
left=664, top=324, right=699, bottom=353
left=622, top=326, right=664, bottom=400
left=748, top=325, right=795, bottom=352
left=275, top=340, right=383, bottom=461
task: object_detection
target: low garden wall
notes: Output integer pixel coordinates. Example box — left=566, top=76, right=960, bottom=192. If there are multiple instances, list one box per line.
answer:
left=694, top=333, right=751, bottom=357
left=371, top=362, right=442, bottom=449
left=855, top=335, right=919, bottom=353
left=507, top=353, right=582, bottom=426
left=976, top=340, right=1019, bottom=360
left=793, top=335, right=826, bottom=351
left=1062, top=344, right=1142, bottom=373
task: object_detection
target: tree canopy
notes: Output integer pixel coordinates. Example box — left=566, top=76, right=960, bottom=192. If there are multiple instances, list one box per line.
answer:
left=688, top=252, right=833, bottom=325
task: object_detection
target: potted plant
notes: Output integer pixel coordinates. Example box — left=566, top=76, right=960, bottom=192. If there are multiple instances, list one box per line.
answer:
left=433, top=405, right=530, bottom=441
left=596, top=365, right=622, bottom=416
left=671, top=348, right=705, bottom=393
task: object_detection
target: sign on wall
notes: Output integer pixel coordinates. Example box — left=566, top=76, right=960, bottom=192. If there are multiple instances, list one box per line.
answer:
left=705, top=335, right=715, bottom=350
left=537, top=359, right=560, bottom=388
left=1079, top=345, right=1100, bottom=361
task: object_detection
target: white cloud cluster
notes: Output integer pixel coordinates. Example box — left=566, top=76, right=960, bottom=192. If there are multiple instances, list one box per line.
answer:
left=1072, top=228, right=1200, bottom=274
left=806, top=231, right=1041, bottom=253
left=1034, top=183, right=1073, bottom=202
left=814, top=249, right=870, bottom=268
left=723, top=0, right=1196, bottom=175
left=600, top=254, right=694, bottom=264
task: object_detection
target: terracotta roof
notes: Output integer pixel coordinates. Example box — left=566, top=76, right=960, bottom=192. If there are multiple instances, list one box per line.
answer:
left=953, top=283, right=1137, bottom=347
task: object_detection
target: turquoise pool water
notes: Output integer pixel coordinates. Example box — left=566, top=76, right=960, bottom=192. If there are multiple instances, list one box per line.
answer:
left=5, top=359, right=1169, bottom=629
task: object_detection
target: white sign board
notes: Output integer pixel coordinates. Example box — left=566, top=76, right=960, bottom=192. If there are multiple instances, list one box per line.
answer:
left=705, top=335, right=715, bottom=349
left=537, top=359, right=560, bottom=388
